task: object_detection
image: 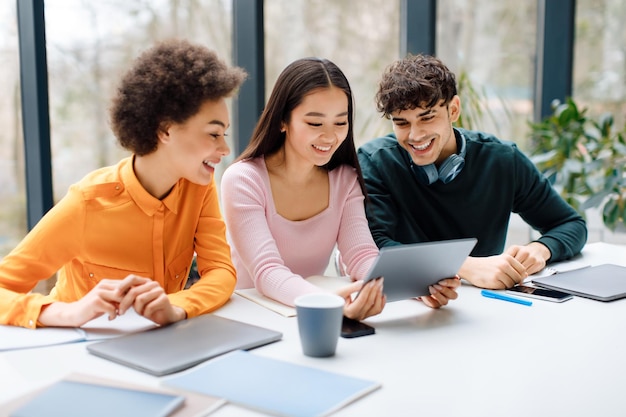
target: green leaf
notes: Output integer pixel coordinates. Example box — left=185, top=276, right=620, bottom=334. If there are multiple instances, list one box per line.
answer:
left=581, top=191, right=611, bottom=210
left=529, top=150, right=558, bottom=165
left=599, top=113, right=614, bottom=137
left=603, top=198, right=619, bottom=230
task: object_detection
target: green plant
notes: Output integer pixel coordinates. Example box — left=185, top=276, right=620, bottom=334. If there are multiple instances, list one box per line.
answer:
left=454, top=70, right=511, bottom=135
left=528, top=98, right=626, bottom=230
left=455, top=70, right=492, bottom=131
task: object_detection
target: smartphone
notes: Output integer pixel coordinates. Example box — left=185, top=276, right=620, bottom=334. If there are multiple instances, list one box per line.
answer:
left=506, top=285, right=573, bottom=303
left=340, top=317, right=375, bottom=338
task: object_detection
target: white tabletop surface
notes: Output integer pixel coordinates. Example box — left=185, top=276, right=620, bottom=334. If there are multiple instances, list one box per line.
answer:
left=1, top=241, right=625, bottom=417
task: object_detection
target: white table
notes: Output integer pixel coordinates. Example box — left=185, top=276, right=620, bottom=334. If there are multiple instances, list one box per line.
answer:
left=2, top=242, right=626, bottom=417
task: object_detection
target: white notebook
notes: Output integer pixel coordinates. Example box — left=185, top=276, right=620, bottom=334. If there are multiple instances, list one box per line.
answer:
left=0, top=308, right=157, bottom=351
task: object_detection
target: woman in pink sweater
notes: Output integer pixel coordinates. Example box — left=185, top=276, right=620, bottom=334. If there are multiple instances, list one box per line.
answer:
left=221, top=58, right=460, bottom=320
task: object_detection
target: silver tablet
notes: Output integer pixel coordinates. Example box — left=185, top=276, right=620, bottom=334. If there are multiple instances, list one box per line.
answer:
left=362, top=238, right=477, bottom=302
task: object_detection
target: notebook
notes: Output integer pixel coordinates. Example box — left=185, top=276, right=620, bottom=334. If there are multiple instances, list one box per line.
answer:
left=525, top=258, right=590, bottom=281
left=235, top=275, right=353, bottom=317
left=163, top=350, right=381, bottom=417
left=8, top=379, right=184, bottom=417
left=1, top=373, right=224, bottom=417
left=0, top=308, right=158, bottom=352
left=532, top=263, right=626, bottom=301
left=87, top=314, right=282, bottom=376
left=362, top=237, right=477, bottom=302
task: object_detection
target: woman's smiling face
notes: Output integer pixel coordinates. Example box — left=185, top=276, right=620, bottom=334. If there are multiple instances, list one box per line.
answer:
left=162, top=98, right=231, bottom=185
left=282, top=86, right=349, bottom=167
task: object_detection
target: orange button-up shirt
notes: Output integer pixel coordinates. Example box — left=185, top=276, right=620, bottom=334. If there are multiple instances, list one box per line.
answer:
left=0, top=157, right=236, bottom=328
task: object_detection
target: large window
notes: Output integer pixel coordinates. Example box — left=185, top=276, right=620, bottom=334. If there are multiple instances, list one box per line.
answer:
left=573, top=0, right=626, bottom=243
left=437, top=0, right=538, bottom=149
left=0, top=1, right=26, bottom=257
left=5, top=0, right=625, bottom=262
left=44, top=0, right=234, bottom=200
left=574, top=0, right=626, bottom=128
left=265, top=0, right=400, bottom=148
left=266, top=1, right=538, bottom=150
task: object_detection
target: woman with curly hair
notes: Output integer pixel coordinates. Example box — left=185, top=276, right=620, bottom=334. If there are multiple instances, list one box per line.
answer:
left=0, top=39, right=246, bottom=328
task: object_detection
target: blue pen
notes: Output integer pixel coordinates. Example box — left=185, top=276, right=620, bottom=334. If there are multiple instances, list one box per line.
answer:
left=481, top=290, right=532, bottom=306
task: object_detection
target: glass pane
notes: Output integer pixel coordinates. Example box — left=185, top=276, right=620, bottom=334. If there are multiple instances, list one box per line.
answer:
left=574, top=0, right=626, bottom=128
left=265, top=0, right=400, bottom=148
left=0, top=2, right=27, bottom=257
left=44, top=0, right=234, bottom=199
left=437, top=0, right=538, bottom=150
left=437, top=1, right=539, bottom=247
left=573, top=0, right=626, bottom=243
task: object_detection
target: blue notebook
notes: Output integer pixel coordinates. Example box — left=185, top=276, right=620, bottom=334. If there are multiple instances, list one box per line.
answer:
left=163, top=350, right=381, bottom=417
left=10, top=380, right=184, bottom=417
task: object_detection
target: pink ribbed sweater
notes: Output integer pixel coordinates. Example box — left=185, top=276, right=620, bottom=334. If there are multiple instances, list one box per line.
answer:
left=221, top=157, right=378, bottom=306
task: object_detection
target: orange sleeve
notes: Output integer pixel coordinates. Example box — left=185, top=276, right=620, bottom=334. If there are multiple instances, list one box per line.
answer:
left=167, top=183, right=236, bottom=317
left=0, top=188, right=84, bottom=327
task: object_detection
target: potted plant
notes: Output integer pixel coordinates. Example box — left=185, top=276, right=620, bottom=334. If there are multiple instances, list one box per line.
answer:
left=528, top=98, right=626, bottom=231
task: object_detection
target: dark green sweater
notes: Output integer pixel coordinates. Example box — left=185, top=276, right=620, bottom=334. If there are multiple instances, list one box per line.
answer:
left=357, top=129, right=587, bottom=262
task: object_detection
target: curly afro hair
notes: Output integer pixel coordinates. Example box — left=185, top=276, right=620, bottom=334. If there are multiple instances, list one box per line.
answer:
left=110, top=39, right=247, bottom=155
left=375, top=54, right=457, bottom=118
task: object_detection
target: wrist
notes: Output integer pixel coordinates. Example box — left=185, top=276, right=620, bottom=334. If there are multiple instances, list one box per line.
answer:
left=457, top=257, right=475, bottom=283
left=529, top=241, right=552, bottom=261
left=38, top=302, right=72, bottom=327
left=173, top=306, right=187, bottom=322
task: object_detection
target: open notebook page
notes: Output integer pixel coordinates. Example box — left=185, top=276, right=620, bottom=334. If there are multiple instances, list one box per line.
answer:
left=0, top=308, right=157, bottom=351
left=235, top=275, right=352, bottom=317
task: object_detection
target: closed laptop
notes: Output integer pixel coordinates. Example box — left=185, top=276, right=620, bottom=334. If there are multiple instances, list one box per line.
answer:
left=532, top=263, right=626, bottom=302
left=87, top=314, right=282, bottom=376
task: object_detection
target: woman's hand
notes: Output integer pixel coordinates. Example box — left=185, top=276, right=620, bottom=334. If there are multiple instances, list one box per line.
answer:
left=39, top=274, right=186, bottom=327
left=38, top=275, right=150, bottom=327
left=118, top=279, right=187, bottom=325
left=336, top=278, right=386, bottom=321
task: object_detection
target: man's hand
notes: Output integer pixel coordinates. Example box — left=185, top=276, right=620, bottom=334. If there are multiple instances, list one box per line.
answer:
left=505, top=242, right=551, bottom=275
left=459, top=242, right=551, bottom=289
left=459, top=255, right=527, bottom=289
left=419, top=277, right=461, bottom=308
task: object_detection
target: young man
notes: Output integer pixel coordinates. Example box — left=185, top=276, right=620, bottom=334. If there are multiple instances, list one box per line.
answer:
left=357, top=54, right=587, bottom=289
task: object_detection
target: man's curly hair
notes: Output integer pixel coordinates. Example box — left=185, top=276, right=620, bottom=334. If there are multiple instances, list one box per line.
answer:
left=110, top=39, right=247, bottom=155
left=375, top=54, right=457, bottom=118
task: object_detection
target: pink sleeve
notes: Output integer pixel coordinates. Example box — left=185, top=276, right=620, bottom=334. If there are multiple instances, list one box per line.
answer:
left=221, top=162, right=323, bottom=306
left=335, top=168, right=379, bottom=281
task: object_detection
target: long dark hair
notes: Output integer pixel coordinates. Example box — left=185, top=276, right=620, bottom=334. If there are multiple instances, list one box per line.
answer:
left=237, top=57, right=366, bottom=195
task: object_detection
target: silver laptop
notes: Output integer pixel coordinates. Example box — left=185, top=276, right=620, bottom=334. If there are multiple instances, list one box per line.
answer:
left=87, top=314, right=282, bottom=376
left=532, top=263, right=626, bottom=302
left=361, top=238, right=477, bottom=302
